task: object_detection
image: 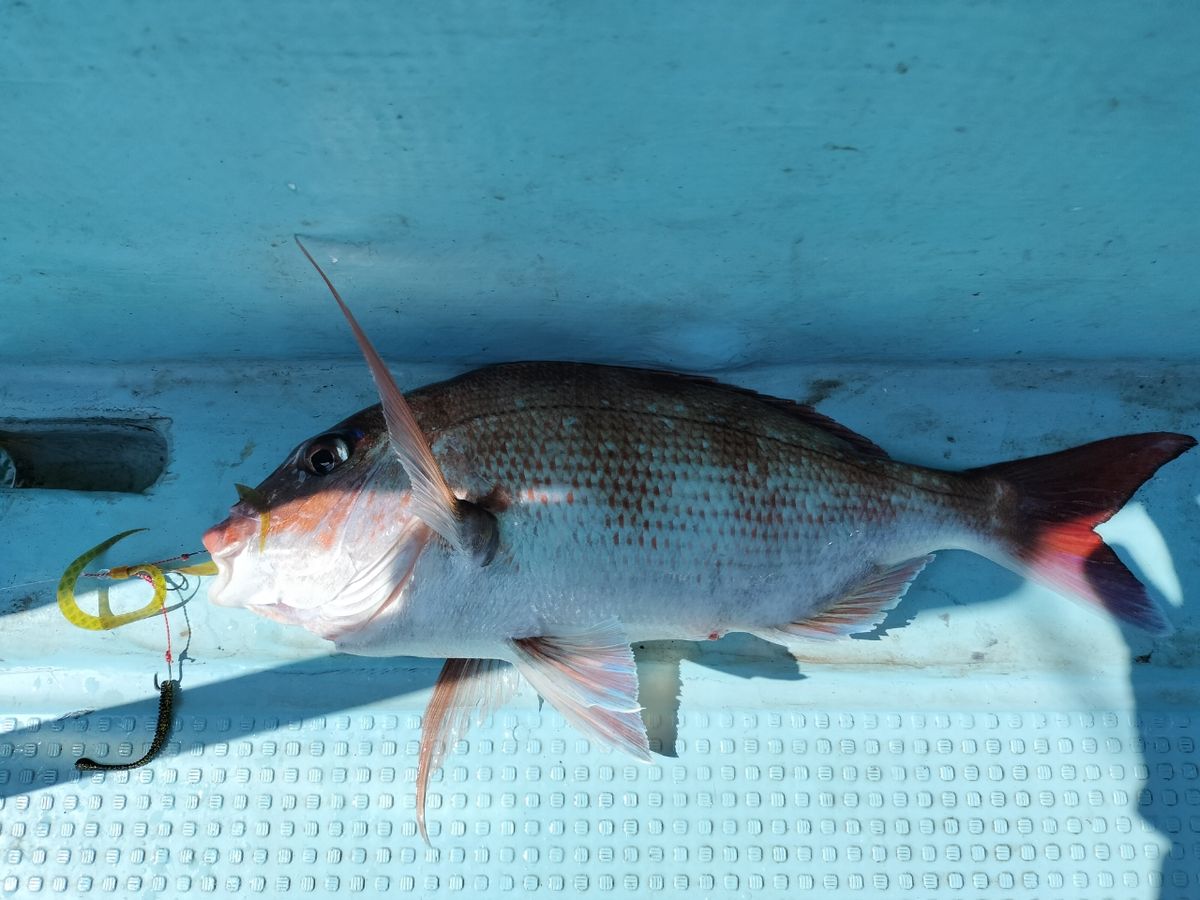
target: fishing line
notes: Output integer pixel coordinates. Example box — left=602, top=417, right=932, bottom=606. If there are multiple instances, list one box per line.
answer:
left=160, top=598, right=174, bottom=681
left=0, top=576, right=60, bottom=594
left=87, top=548, right=209, bottom=581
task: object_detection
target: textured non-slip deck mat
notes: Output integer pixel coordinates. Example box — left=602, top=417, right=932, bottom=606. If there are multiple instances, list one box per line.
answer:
left=3, top=691, right=1198, bottom=899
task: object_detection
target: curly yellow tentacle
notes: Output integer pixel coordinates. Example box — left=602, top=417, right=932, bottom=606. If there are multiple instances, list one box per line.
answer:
left=57, top=530, right=168, bottom=630
left=175, top=560, right=218, bottom=576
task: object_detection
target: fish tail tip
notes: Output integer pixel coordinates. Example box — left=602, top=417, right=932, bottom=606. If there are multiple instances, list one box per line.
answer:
left=976, top=432, right=1192, bottom=634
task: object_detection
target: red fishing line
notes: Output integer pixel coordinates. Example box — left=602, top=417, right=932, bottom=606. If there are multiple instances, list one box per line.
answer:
left=160, top=603, right=173, bottom=674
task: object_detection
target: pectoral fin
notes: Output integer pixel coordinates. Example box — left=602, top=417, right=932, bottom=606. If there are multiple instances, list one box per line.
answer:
left=753, top=554, right=934, bottom=645
left=295, top=236, right=497, bottom=563
left=509, top=620, right=651, bottom=762
left=417, top=657, right=519, bottom=844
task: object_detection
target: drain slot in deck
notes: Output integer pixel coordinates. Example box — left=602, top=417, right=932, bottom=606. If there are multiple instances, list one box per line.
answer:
left=0, top=418, right=168, bottom=493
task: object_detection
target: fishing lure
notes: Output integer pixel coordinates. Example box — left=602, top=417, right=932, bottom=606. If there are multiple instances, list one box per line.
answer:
left=57, top=529, right=216, bottom=631
left=57, top=529, right=168, bottom=630
left=58, top=530, right=212, bottom=773
left=75, top=675, right=180, bottom=772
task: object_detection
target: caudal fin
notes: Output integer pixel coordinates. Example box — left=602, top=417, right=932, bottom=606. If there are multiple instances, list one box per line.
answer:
left=970, top=432, right=1195, bottom=635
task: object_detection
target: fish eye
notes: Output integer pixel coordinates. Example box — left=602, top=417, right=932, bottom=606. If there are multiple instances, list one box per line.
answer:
left=301, top=433, right=351, bottom=476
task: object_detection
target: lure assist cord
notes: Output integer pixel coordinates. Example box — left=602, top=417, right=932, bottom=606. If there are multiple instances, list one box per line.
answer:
left=59, top=529, right=214, bottom=772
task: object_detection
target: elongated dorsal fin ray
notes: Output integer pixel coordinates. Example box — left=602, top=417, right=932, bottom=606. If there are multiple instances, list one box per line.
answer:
left=294, top=236, right=465, bottom=551
left=509, top=620, right=651, bottom=762
left=416, top=658, right=519, bottom=845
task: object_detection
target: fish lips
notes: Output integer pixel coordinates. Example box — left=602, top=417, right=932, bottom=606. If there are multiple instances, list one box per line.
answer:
left=202, top=512, right=261, bottom=606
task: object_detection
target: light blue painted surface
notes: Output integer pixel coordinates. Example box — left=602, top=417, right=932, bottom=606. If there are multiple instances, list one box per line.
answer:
left=1, top=2, right=1197, bottom=366
left=1, top=2, right=1198, bottom=899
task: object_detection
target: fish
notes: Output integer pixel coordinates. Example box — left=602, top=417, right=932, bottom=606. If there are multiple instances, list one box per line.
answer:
left=203, top=242, right=1195, bottom=841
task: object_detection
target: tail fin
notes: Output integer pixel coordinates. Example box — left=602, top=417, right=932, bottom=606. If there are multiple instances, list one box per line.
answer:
left=970, top=432, right=1195, bottom=635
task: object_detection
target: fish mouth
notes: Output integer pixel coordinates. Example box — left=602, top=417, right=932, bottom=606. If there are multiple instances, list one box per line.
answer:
left=203, top=511, right=259, bottom=558
left=202, top=512, right=259, bottom=606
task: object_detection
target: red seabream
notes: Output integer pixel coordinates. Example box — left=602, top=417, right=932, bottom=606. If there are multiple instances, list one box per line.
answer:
left=203, top=241, right=1195, bottom=840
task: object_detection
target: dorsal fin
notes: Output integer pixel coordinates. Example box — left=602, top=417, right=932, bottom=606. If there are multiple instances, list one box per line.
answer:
left=661, top=371, right=889, bottom=458
left=295, top=236, right=499, bottom=561
left=769, top=400, right=888, bottom=458
left=463, top=363, right=890, bottom=459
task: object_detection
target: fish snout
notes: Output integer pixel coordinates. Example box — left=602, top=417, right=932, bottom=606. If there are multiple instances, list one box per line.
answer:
left=203, top=512, right=259, bottom=558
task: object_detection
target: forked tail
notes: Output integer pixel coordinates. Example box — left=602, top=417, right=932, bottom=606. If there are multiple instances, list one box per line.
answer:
left=969, top=432, right=1195, bottom=635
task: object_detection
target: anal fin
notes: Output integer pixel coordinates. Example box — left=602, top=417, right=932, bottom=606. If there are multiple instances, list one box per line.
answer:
left=509, top=620, right=651, bottom=763
left=416, top=657, right=518, bottom=844
left=754, top=554, right=934, bottom=645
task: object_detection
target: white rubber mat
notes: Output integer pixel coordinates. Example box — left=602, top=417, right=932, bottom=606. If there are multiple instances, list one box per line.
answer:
left=2, top=362, right=1197, bottom=899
